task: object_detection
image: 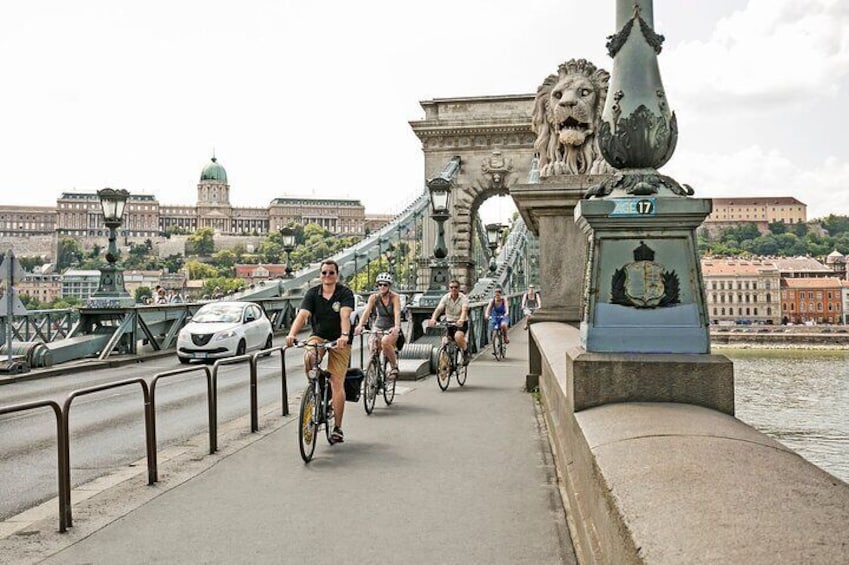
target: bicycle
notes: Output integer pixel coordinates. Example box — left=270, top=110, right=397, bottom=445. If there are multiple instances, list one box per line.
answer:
left=361, top=329, right=397, bottom=414
left=490, top=317, right=507, bottom=361
left=433, top=322, right=468, bottom=391
left=294, top=340, right=338, bottom=463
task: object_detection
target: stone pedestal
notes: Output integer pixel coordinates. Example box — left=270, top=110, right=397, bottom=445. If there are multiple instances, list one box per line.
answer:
left=566, top=346, right=734, bottom=415
left=511, top=175, right=610, bottom=324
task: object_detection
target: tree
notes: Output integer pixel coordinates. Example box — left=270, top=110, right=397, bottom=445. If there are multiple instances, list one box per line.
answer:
left=212, top=249, right=237, bottom=269
left=768, top=221, right=787, bottom=235
left=135, top=286, right=153, bottom=304
left=18, top=256, right=46, bottom=272
left=820, top=214, right=849, bottom=236
left=185, top=259, right=218, bottom=280
left=792, top=222, right=808, bottom=237
left=57, top=238, right=84, bottom=270
left=187, top=227, right=215, bottom=256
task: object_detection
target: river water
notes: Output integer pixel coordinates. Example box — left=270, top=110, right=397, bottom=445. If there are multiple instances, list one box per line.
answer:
left=717, top=347, right=849, bottom=484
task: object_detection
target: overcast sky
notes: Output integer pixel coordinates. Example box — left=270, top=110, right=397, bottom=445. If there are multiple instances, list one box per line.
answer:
left=2, top=0, right=847, bottom=223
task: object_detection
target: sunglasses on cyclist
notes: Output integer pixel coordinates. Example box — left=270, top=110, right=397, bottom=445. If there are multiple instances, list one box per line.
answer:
left=377, top=282, right=390, bottom=287
left=321, top=271, right=337, bottom=276
left=449, top=286, right=459, bottom=290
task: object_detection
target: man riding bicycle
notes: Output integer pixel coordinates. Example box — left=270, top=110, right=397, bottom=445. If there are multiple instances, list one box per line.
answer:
left=426, top=279, right=470, bottom=366
left=521, top=284, right=541, bottom=330
left=286, top=259, right=353, bottom=444
left=484, top=287, right=510, bottom=345
left=354, top=272, right=402, bottom=382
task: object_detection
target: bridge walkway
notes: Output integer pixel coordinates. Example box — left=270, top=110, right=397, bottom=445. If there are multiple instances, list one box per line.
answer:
left=22, top=325, right=576, bottom=564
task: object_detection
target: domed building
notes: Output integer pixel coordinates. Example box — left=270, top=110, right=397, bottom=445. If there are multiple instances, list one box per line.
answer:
left=825, top=249, right=846, bottom=279
left=156, top=155, right=367, bottom=237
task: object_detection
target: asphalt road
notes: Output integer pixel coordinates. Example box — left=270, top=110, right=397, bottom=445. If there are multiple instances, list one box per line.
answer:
left=0, top=333, right=373, bottom=521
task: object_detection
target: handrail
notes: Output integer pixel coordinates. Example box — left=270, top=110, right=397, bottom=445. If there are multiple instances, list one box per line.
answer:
left=150, top=365, right=214, bottom=462
left=250, top=345, right=291, bottom=433
left=61, top=378, right=154, bottom=529
left=0, top=400, right=68, bottom=532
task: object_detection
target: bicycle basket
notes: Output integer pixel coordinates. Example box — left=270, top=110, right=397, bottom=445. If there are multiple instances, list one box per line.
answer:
left=344, top=368, right=364, bottom=402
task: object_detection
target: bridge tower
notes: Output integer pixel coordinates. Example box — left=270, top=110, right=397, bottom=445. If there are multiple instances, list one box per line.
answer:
left=409, top=95, right=537, bottom=291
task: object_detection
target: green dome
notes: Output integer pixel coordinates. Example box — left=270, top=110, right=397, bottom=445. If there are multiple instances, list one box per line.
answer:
left=200, top=156, right=227, bottom=182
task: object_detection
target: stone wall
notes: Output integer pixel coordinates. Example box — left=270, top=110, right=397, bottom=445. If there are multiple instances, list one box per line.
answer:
left=0, top=235, right=57, bottom=260
left=532, top=322, right=849, bottom=564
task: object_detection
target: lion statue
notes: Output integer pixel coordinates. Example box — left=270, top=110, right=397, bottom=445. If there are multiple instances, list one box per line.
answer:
left=532, top=59, right=613, bottom=177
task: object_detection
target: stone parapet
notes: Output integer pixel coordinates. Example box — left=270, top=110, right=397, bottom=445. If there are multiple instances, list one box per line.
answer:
left=532, top=321, right=849, bottom=564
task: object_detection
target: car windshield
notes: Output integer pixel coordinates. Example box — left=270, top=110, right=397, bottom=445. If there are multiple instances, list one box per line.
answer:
left=193, top=304, right=244, bottom=323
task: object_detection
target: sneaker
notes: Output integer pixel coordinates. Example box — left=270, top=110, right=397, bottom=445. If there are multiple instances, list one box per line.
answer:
left=330, top=426, right=344, bottom=444
left=462, top=350, right=470, bottom=366
left=387, top=367, right=399, bottom=382
left=504, top=336, right=510, bottom=344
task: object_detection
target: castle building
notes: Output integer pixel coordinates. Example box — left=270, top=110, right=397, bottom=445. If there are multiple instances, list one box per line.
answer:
left=0, top=156, right=371, bottom=247
left=703, top=197, right=807, bottom=235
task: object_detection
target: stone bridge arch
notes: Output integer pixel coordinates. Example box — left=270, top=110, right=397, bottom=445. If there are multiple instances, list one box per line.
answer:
left=409, top=94, right=537, bottom=290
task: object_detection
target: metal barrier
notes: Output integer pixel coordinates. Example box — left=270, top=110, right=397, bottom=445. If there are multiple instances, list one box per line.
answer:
left=209, top=354, right=255, bottom=452
left=250, top=346, right=290, bottom=433
left=0, top=400, right=69, bottom=532
left=1, top=346, right=300, bottom=533
left=61, top=378, right=155, bottom=529
left=150, top=365, right=215, bottom=464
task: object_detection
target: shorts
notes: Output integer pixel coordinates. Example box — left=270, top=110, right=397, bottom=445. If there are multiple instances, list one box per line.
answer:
left=488, top=315, right=508, bottom=331
left=306, top=336, right=351, bottom=382
left=447, top=321, right=469, bottom=341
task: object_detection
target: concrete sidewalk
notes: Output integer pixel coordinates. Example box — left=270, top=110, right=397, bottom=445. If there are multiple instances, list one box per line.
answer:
left=3, top=327, right=575, bottom=564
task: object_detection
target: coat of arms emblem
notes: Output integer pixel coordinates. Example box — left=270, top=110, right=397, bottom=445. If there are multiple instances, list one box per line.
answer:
left=611, top=241, right=680, bottom=308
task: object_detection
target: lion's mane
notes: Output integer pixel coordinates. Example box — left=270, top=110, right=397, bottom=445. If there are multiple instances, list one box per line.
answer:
left=532, top=59, right=612, bottom=177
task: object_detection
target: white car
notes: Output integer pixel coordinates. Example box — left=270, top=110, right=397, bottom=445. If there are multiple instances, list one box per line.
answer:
left=177, top=301, right=273, bottom=364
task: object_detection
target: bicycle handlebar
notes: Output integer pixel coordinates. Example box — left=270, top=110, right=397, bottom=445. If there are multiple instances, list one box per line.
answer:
left=292, top=340, right=338, bottom=350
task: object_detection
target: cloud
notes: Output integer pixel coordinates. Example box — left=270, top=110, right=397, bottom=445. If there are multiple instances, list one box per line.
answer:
left=664, top=0, right=849, bottom=116
left=664, top=146, right=849, bottom=220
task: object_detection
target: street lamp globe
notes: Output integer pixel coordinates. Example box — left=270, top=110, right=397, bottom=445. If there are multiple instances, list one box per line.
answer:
left=98, top=188, right=130, bottom=226
left=279, top=226, right=296, bottom=278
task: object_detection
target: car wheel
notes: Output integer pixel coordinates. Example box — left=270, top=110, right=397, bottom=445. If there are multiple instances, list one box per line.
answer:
left=236, top=340, right=246, bottom=356
left=262, top=334, right=273, bottom=356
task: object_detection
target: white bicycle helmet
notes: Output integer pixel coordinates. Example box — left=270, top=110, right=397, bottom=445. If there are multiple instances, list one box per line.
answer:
left=375, top=272, right=393, bottom=285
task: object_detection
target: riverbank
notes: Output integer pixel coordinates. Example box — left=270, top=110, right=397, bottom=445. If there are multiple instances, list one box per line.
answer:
left=711, top=329, right=849, bottom=349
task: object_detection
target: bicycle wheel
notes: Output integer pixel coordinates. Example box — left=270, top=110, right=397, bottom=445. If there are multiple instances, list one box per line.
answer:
left=436, top=346, right=451, bottom=391
left=456, top=347, right=468, bottom=386
left=298, top=384, right=318, bottom=463
left=363, top=358, right=378, bottom=414
left=383, top=358, right=396, bottom=405
left=491, top=329, right=502, bottom=361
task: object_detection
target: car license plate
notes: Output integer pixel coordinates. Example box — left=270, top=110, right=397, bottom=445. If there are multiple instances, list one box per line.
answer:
left=192, top=352, right=208, bottom=359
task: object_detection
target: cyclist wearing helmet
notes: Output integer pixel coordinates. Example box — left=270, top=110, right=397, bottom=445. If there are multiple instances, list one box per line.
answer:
left=354, top=272, right=402, bottom=381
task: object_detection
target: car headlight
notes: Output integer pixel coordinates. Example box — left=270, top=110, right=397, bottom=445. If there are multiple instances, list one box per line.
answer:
left=213, top=330, right=238, bottom=341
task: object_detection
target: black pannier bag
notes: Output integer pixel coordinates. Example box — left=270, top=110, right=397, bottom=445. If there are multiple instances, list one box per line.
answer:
left=344, top=368, right=364, bottom=402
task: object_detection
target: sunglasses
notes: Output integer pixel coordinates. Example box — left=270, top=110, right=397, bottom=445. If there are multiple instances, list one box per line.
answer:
left=449, top=286, right=459, bottom=290
left=377, top=282, right=390, bottom=287
left=321, top=271, right=337, bottom=276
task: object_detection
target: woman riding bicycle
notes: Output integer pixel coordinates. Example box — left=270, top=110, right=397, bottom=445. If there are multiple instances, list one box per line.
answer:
left=484, top=287, right=510, bottom=345
left=521, top=284, right=541, bottom=330
left=354, top=272, right=402, bottom=382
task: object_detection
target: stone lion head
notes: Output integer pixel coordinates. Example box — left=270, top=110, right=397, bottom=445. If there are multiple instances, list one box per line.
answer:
left=532, top=59, right=612, bottom=177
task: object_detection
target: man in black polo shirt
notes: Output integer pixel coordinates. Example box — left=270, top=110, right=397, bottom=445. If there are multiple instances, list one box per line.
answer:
left=286, top=259, right=354, bottom=444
